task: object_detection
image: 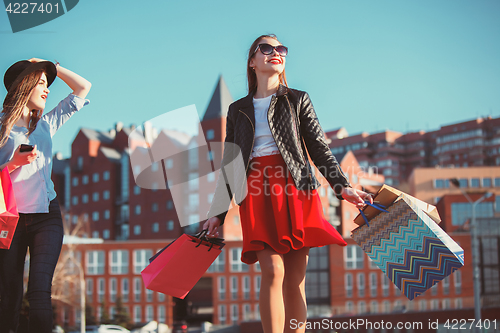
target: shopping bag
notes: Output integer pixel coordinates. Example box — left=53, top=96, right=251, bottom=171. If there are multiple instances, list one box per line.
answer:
left=141, top=230, right=225, bottom=299
left=0, top=168, right=19, bottom=249
left=351, top=185, right=464, bottom=300
left=353, top=184, right=441, bottom=226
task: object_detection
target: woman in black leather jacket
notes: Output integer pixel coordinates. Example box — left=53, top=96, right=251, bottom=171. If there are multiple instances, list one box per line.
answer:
left=204, top=34, right=372, bottom=333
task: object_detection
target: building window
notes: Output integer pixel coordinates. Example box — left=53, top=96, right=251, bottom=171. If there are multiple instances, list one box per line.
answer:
left=110, top=278, right=117, bottom=303
left=357, top=273, right=365, bottom=298
left=495, top=178, right=500, bottom=187
left=458, top=178, right=468, bottom=188
left=230, top=276, right=238, bottom=300
left=358, top=301, right=367, bottom=314
left=206, top=129, right=214, bottom=140
left=145, top=305, right=154, bottom=322
left=369, top=301, right=378, bottom=314
left=454, top=270, right=462, bottom=294
left=86, top=251, right=105, bottom=275
left=451, top=202, right=494, bottom=226
left=133, top=305, right=141, bottom=323
left=369, top=272, right=377, bottom=297
left=230, top=248, right=249, bottom=272
left=231, top=304, right=238, bottom=324
left=122, top=278, right=129, bottom=303
left=72, top=196, right=78, bottom=205
left=208, top=249, right=225, bottom=272
left=454, top=298, right=463, bottom=309
left=242, top=276, right=250, bottom=300
left=207, top=173, right=215, bottom=182
left=134, top=186, right=141, bottom=195
left=92, top=231, right=99, bottom=238
left=146, top=288, right=153, bottom=302
left=188, top=172, right=199, bottom=191
left=158, top=305, right=166, bottom=323
left=483, top=178, right=492, bottom=187
left=255, top=276, right=261, bottom=300
left=92, top=192, right=99, bottom=202
left=243, top=304, right=251, bottom=321
left=109, top=250, right=129, bottom=275
left=152, top=222, right=159, bottom=233
left=134, top=277, right=142, bottom=302
left=72, top=177, right=78, bottom=187
left=393, top=300, right=403, bottom=311
left=419, top=299, right=427, bottom=311
left=470, top=178, right=480, bottom=188
left=158, top=292, right=165, bottom=302
left=103, top=230, right=110, bottom=239
left=98, top=278, right=105, bottom=302
left=218, top=304, right=226, bottom=326
left=345, top=301, right=354, bottom=314
left=82, top=175, right=89, bottom=184
left=344, top=245, right=364, bottom=269
left=167, top=220, right=174, bottom=231
left=133, top=249, right=152, bottom=274
left=135, top=205, right=141, bottom=215
left=103, top=171, right=110, bottom=180
left=381, top=273, right=389, bottom=297
left=430, top=299, right=439, bottom=310
left=72, top=215, right=78, bottom=224
left=166, top=158, right=173, bottom=169
left=82, top=194, right=89, bottom=203
left=382, top=300, right=391, bottom=313
left=166, top=200, right=173, bottom=209
left=103, top=190, right=110, bottom=200
left=218, top=276, right=226, bottom=300
left=93, top=173, right=99, bottom=183
left=345, top=273, right=353, bottom=298
left=442, top=276, right=450, bottom=295
left=431, top=283, right=438, bottom=296
left=92, top=211, right=99, bottom=221
left=77, top=156, right=83, bottom=169
left=86, top=278, right=93, bottom=303
left=104, top=210, right=110, bottom=220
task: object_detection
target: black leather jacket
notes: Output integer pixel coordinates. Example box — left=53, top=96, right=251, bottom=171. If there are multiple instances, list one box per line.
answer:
left=207, top=85, right=351, bottom=224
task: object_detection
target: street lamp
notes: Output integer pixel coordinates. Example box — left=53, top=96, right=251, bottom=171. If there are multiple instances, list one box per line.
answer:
left=449, top=178, right=492, bottom=333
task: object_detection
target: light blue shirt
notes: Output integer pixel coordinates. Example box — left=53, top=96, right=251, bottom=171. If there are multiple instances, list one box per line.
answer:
left=0, top=94, right=89, bottom=213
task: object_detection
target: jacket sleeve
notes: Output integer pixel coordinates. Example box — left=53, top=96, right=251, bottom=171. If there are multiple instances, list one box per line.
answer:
left=206, top=108, right=236, bottom=225
left=298, top=92, right=351, bottom=198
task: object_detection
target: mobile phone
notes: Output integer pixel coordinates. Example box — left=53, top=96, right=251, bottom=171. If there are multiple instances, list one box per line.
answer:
left=19, top=144, right=34, bottom=152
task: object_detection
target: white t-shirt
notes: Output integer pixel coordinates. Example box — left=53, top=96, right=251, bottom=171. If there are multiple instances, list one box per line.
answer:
left=251, top=94, right=279, bottom=158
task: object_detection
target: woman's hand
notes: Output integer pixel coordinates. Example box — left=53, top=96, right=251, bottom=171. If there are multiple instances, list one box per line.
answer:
left=203, top=217, right=221, bottom=238
left=29, top=58, right=92, bottom=99
left=342, top=187, right=373, bottom=209
left=1, top=145, right=38, bottom=172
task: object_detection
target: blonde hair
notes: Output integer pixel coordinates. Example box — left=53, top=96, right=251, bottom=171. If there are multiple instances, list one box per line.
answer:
left=0, top=70, right=44, bottom=148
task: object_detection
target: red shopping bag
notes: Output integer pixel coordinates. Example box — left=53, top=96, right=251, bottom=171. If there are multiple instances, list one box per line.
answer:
left=141, top=230, right=225, bottom=299
left=0, top=168, right=19, bottom=249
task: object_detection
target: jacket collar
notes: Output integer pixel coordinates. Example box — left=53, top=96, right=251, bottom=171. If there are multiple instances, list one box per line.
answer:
left=238, top=84, right=289, bottom=126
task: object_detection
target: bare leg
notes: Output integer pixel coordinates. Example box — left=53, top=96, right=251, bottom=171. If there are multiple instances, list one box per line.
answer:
left=283, top=247, right=309, bottom=333
left=256, top=247, right=285, bottom=333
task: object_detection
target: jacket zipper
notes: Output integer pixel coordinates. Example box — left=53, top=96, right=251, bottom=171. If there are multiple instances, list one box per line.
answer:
left=239, top=110, right=255, bottom=193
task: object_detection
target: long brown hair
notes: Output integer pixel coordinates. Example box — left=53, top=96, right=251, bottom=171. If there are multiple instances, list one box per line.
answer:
left=0, top=70, right=44, bottom=148
left=247, top=34, right=288, bottom=94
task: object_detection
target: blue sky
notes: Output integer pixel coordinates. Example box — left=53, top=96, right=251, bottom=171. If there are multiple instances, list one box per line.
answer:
left=1, top=0, right=499, bottom=157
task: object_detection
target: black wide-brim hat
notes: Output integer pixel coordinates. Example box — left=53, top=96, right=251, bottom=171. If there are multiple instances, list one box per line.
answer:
left=4, top=60, right=57, bottom=93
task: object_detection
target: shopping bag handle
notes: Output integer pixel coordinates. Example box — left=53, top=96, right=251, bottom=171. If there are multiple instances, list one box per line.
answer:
left=193, top=229, right=225, bottom=251
left=358, top=201, right=389, bottom=227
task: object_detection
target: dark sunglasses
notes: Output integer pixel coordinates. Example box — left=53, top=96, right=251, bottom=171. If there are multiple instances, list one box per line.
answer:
left=254, top=43, right=288, bottom=57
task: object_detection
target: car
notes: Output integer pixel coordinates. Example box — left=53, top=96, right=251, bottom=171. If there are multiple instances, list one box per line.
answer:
left=69, top=325, right=130, bottom=333
left=171, top=321, right=188, bottom=333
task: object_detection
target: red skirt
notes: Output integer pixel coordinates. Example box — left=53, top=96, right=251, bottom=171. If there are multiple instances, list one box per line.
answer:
left=239, top=153, right=347, bottom=264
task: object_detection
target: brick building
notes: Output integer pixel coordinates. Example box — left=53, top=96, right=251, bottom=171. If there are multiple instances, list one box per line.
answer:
left=326, top=116, right=500, bottom=187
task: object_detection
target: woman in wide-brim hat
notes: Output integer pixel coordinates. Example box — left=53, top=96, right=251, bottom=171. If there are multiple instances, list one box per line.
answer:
left=0, top=58, right=91, bottom=333
left=204, top=35, right=373, bottom=333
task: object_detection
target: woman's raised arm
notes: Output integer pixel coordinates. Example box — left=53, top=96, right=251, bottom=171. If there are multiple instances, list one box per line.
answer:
left=29, top=58, right=91, bottom=98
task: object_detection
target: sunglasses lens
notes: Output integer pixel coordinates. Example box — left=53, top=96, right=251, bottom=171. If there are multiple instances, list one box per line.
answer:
left=275, top=46, right=288, bottom=56
left=259, top=44, right=274, bottom=55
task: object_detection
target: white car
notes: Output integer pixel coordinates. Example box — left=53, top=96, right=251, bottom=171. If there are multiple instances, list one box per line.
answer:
left=70, top=325, right=130, bottom=333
